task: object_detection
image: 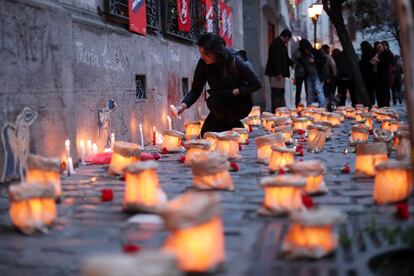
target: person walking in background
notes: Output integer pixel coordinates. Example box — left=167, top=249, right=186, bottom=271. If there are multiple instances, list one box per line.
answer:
left=321, top=44, right=337, bottom=111
left=359, top=41, right=376, bottom=106
left=299, top=39, right=327, bottom=107
left=292, top=47, right=308, bottom=107
left=393, top=55, right=404, bottom=105
left=372, top=42, right=392, bottom=107
left=332, top=49, right=356, bottom=107
left=382, top=41, right=396, bottom=105
left=265, top=29, right=293, bottom=111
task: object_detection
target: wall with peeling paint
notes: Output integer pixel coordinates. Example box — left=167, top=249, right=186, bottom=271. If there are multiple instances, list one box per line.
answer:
left=0, top=0, right=245, bottom=180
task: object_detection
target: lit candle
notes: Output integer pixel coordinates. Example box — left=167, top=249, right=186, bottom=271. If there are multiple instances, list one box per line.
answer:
left=152, top=126, right=156, bottom=146
left=67, top=157, right=76, bottom=175
left=92, top=143, right=98, bottom=154
left=156, top=131, right=164, bottom=144
left=110, top=133, right=115, bottom=150
left=139, top=124, right=144, bottom=149
left=87, top=140, right=93, bottom=156
left=167, top=116, right=172, bottom=130
left=79, top=140, right=86, bottom=164
left=65, top=140, right=71, bottom=159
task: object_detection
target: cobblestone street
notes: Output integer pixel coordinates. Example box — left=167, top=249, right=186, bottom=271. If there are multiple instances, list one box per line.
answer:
left=0, top=106, right=413, bottom=276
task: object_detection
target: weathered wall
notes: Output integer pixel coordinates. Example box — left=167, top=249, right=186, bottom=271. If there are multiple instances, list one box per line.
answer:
left=0, top=0, right=244, bottom=181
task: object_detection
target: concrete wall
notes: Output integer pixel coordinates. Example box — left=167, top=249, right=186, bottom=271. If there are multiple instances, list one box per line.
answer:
left=0, top=0, right=244, bottom=180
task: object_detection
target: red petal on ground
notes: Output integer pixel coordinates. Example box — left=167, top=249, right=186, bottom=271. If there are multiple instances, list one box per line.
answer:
left=123, top=244, right=140, bottom=253
left=278, top=168, right=286, bottom=175
left=245, top=139, right=250, bottom=145
left=85, top=152, right=112, bottom=165
left=179, top=155, right=186, bottom=163
left=239, top=143, right=242, bottom=151
left=230, top=162, right=239, bottom=172
left=101, top=189, right=114, bottom=202
left=139, top=152, right=156, bottom=161
left=249, top=125, right=253, bottom=133
left=151, top=153, right=161, bottom=160
left=342, top=164, right=350, bottom=174
left=301, top=194, right=314, bottom=209
left=161, top=147, right=169, bottom=154
left=396, top=203, right=410, bottom=220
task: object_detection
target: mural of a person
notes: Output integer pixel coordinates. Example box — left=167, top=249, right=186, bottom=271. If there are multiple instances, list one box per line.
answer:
left=97, top=99, right=117, bottom=151
left=1, top=107, right=38, bottom=183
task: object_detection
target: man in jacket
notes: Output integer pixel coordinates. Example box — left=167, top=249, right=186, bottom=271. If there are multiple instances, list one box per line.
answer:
left=321, top=44, right=337, bottom=111
left=265, top=29, right=293, bottom=111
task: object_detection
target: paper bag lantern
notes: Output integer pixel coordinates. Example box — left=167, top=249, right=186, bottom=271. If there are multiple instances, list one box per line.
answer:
left=361, top=113, right=374, bottom=130
left=269, top=146, right=295, bottom=173
left=292, top=117, right=309, bottom=132
left=161, top=192, right=225, bottom=272
left=184, top=121, right=202, bottom=140
left=355, top=104, right=368, bottom=112
left=381, top=119, right=401, bottom=133
left=327, top=113, right=341, bottom=127
left=374, top=129, right=394, bottom=155
left=123, top=161, right=166, bottom=212
left=241, top=118, right=249, bottom=130
left=287, top=160, right=328, bottom=194
left=247, top=115, right=261, bottom=126
left=232, top=128, right=249, bottom=144
left=262, top=116, right=277, bottom=132
left=396, top=130, right=410, bottom=160
left=349, top=125, right=369, bottom=145
left=255, top=133, right=286, bottom=164
left=9, top=183, right=57, bottom=234
left=109, top=141, right=142, bottom=175
left=275, top=107, right=291, bottom=117
left=374, top=160, right=412, bottom=205
left=308, top=124, right=330, bottom=152
left=261, top=112, right=275, bottom=119
left=215, top=131, right=241, bottom=159
left=345, top=107, right=356, bottom=119
left=334, top=111, right=345, bottom=122
left=249, top=105, right=261, bottom=117
left=27, top=154, right=61, bottom=198
left=203, top=132, right=218, bottom=151
left=184, top=139, right=212, bottom=165
left=375, top=110, right=394, bottom=122
left=313, top=122, right=332, bottom=138
left=296, top=103, right=305, bottom=113
left=273, top=125, right=293, bottom=144
left=282, top=208, right=344, bottom=259
left=355, top=143, right=388, bottom=177
left=190, top=151, right=234, bottom=191
left=258, top=175, right=306, bottom=216
left=162, top=130, right=185, bottom=152
left=82, top=251, right=182, bottom=276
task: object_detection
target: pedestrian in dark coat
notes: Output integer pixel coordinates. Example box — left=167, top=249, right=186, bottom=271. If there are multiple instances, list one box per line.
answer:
left=332, top=49, right=357, bottom=107
left=392, top=55, right=404, bottom=105
left=359, top=41, right=376, bottom=106
left=372, top=42, right=392, bottom=107
left=292, top=48, right=308, bottom=107
left=265, top=29, right=293, bottom=111
left=172, top=33, right=261, bottom=137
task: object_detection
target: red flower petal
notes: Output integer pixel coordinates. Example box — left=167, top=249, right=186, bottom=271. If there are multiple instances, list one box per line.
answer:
left=179, top=155, right=186, bottom=163
left=396, top=203, right=410, bottom=220
left=245, top=139, right=250, bottom=145
left=123, top=244, right=140, bottom=253
left=299, top=150, right=304, bottom=156
left=297, top=129, right=305, bottom=135
left=151, top=153, right=161, bottom=160
left=369, top=129, right=374, bottom=135
left=341, top=164, right=350, bottom=174
left=139, top=152, right=156, bottom=161
left=101, top=189, right=113, bottom=202
left=248, top=125, right=253, bottom=133
left=161, top=147, right=169, bottom=154
left=229, top=162, right=239, bottom=172
left=301, top=194, right=314, bottom=209
left=238, top=143, right=242, bottom=151
left=278, top=168, right=286, bottom=175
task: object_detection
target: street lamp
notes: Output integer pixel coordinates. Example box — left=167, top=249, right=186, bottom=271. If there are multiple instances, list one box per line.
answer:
left=308, top=1, right=324, bottom=48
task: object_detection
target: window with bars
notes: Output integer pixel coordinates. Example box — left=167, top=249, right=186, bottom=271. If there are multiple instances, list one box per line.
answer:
left=105, top=0, right=220, bottom=42
left=135, top=75, right=146, bottom=100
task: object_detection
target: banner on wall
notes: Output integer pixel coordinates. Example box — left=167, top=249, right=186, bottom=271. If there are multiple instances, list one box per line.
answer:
left=176, top=0, right=192, bottom=32
left=129, top=0, right=147, bottom=35
left=204, top=0, right=214, bottom=32
left=219, top=1, right=233, bottom=47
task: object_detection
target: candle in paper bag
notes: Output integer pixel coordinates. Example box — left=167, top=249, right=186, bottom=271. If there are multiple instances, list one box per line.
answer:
left=273, top=125, right=293, bottom=143
left=307, top=124, right=330, bottom=152
left=215, top=131, right=241, bottom=159
left=249, top=105, right=261, bottom=117
left=190, top=151, right=234, bottom=191
left=396, top=130, right=410, bottom=160
left=287, top=160, right=327, bottom=194
left=255, top=133, right=285, bottom=164
left=184, top=140, right=211, bottom=165
left=232, top=128, right=249, bottom=144
left=26, top=154, right=61, bottom=198
left=293, top=117, right=310, bottom=132
left=281, top=208, right=344, bottom=259
left=184, top=121, right=202, bottom=140
left=109, top=141, right=142, bottom=175
left=203, top=132, right=219, bottom=151
left=355, top=143, right=388, bottom=177
left=374, top=160, right=412, bottom=205
left=349, top=124, right=369, bottom=145
left=161, top=192, right=225, bottom=272
left=327, top=113, right=341, bottom=127
left=269, top=146, right=296, bottom=172
left=374, top=129, right=394, bottom=155
left=161, top=130, right=185, bottom=152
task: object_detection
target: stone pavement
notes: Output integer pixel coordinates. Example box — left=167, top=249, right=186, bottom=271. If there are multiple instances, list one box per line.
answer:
left=0, top=106, right=413, bottom=276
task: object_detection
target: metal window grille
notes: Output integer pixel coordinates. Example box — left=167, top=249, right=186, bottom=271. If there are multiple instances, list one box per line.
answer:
left=146, top=0, right=162, bottom=31
left=105, top=0, right=129, bottom=23
left=135, top=75, right=146, bottom=100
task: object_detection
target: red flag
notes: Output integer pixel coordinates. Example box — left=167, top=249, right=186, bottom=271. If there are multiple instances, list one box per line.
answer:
left=128, top=0, right=147, bottom=35
left=176, top=0, right=191, bottom=32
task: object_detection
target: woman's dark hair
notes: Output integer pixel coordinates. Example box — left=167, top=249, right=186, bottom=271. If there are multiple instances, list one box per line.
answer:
left=360, top=41, right=374, bottom=58
left=280, top=29, right=292, bottom=38
left=197, top=32, right=227, bottom=61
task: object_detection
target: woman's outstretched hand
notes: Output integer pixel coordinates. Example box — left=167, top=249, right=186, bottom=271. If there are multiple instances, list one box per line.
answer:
left=170, top=103, right=187, bottom=119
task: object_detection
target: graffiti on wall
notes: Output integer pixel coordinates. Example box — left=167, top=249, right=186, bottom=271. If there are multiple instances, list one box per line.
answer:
left=1, top=107, right=38, bottom=183
left=97, top=99, right=117, bottom=150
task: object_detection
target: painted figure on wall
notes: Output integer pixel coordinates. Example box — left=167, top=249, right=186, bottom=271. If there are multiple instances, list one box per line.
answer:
left=97, top=99, right=117, bottom=151
left=1, top=107, right=38, bottom=183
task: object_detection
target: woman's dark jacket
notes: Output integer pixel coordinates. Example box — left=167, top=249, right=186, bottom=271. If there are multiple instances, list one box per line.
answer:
left=182, top=50, right=261, bottom=119
left=265, top=37, right=292, bottom=78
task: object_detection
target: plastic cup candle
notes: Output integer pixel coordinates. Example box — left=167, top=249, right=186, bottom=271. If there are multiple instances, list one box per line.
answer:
left=123, top=161, right=166, bottom=213
left=255, top=133, right=285, bottom=164
left=161, top=130, right=185, bottom=152
left=79, top=140, right=86, bottom=164
left=327, top=114, right=341, bottom=127
left=355, top=143, right=388, bottom=177
left=232, top=128, right=249, bottom=144
left=9, top=182, right=57, bottom=235
left=215, top=131, right=241, bottom=159
left=292, top=117, right=309, bottom=132
left=139, top=124, right=144, bottom=149
left=374, top=160, right=412, bottom=205
left=161, top=192, right=225, bottom=272
left=307, top=124, right=330, bottom=152
left=27, top=154, right=62, bottom=198
left=269, top=146, right=295, bottom=173
left=282, top=208, right=344, bottom=259
left=262, top=116, right=277, bottom=132
left=349, top=124, right=369, bottom=145
left=110, top=133, right=115, bottom=150
left=184, top=140, right=212, bottom=165
left=190, top=151, right=234, bottom=190
left=108, top=141, right=142, bottom=175
left=184, top=121, right=202, bottom=140
left=258, top=175, right=306, bottom=216
left=167, top=115, right=172, bottom=130
left=287, top=160, right=328, bottom=194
